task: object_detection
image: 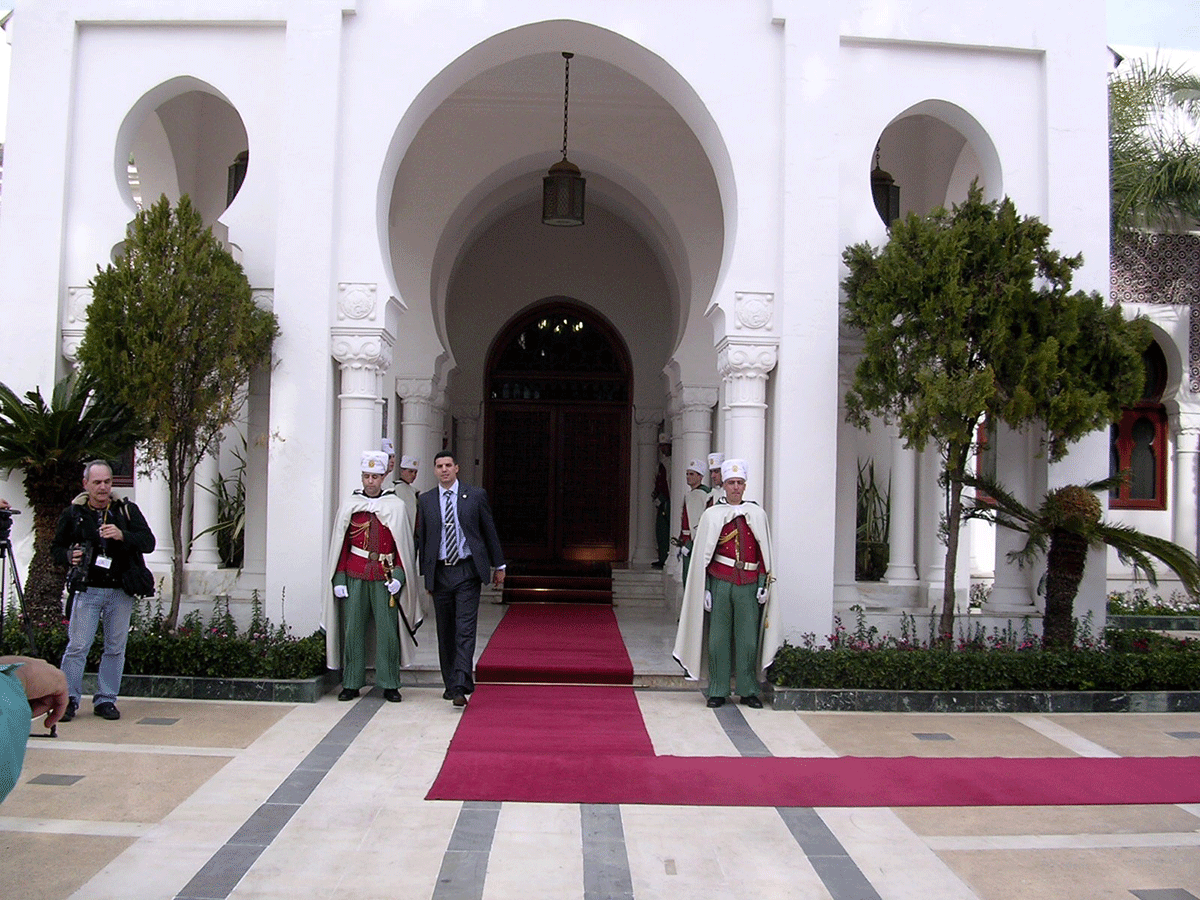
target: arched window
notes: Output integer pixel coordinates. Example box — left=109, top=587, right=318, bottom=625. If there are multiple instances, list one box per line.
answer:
left=1110, top=341, right=1168, bottom=510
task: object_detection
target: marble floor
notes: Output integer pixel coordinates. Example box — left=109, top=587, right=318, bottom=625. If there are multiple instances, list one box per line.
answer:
left=3, top=600, right=1200, bottom=900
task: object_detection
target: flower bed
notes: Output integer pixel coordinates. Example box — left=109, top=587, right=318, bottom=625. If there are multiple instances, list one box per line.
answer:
left=766, top=607, right=1200, bottom=707
left=2, top=593, right=329, bottom=700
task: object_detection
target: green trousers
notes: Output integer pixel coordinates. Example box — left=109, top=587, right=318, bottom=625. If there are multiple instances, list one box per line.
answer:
left=706, top=576, right=761, bottom=699
left=339, top=576, right=401, bottom=690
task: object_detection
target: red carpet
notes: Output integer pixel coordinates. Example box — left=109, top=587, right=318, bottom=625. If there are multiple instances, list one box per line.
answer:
left=428, top=607, right=1200, bottom=807
left=427, top=684, right=1200, bottom=807
left=475, top=603, right=634, bottom=684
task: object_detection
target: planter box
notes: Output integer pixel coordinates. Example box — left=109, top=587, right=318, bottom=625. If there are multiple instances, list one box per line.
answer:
left=82, top=670, right=338, bottom=703
left=1108, top=614, right=1200, bottom=632
left=770, top=685, right=1200, bottom=713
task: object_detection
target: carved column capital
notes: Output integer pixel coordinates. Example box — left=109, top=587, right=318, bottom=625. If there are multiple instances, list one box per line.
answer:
left=716, top=338, right=779, bottom=409
left=678, top=385, right=719, bottom=412
left=395, top=377, right=436, bottom=403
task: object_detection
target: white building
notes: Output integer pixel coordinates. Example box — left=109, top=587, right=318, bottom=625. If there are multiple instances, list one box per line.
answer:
left=1, top=1, right=1188, bottom=644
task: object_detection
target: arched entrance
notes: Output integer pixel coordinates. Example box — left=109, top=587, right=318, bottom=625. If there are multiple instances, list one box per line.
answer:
left=483, top=300, right=631, bottom=565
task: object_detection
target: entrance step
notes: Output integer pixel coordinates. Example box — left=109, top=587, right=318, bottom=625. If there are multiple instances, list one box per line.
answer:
left=612, top=567, right=670, bottom=607
left=502, top=565, right=613, bottom=604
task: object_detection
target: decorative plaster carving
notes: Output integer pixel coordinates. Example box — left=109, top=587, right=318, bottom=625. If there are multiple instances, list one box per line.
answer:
left=66, top=286, right=92, bottom=325
left=734, top=291, right=774, bottom=331
left=337, top=282, right=378, bottom=321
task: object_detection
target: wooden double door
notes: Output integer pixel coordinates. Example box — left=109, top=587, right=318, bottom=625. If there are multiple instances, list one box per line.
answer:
left=486, top=402, right=629, bottom=563
left=482, top=301, right=632, bottom=565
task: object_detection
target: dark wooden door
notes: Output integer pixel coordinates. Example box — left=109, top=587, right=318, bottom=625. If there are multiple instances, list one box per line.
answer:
left=487, top=402, right=628, bottom=563
left=483, top=300, right=632, bottom=565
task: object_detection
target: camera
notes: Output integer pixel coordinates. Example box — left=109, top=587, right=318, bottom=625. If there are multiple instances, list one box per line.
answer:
left=0, top=507, right=18, bottom=543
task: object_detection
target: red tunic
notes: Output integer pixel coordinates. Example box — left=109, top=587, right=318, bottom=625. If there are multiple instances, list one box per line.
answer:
left=335, top=511, right=398, bottom=581
left=706, top=514, right=762, bottom=586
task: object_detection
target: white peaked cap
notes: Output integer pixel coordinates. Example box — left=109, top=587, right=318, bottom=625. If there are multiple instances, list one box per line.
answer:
left=721, top=458, right=748, bottom=482
left=361, top=451, right=389, bottom=473
left=707, top=452, right=725, bottom=470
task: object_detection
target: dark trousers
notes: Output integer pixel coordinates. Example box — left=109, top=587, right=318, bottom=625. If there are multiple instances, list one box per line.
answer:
left=432, top=558, right=481, bottom=695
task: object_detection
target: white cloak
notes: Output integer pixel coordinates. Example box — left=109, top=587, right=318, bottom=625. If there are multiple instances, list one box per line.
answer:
left=323, top=490, right=422, bottom=669
left=672, top=500, right=782, bottom=682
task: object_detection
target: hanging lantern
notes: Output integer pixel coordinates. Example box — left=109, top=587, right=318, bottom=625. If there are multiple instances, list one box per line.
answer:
left=542, top=52, right=586, bottom=226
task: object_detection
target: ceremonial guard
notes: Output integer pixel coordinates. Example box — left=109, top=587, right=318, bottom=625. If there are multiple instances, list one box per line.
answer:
left=706, top=452, right=725, bottom=507
left=673, top=458, right=781, bottom=709
left=673, top=458, right=711, bottom=584
left=325, top=450, right=422, bottom=702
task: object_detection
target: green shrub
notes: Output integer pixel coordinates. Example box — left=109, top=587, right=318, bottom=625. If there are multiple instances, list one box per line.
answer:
left=1, top=592, right=326, bottom=681
left=766, top=605, right=1200, bottom=692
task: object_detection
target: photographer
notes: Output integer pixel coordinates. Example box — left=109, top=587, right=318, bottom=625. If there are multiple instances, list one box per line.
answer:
left=51, top=461, right=155, bottom=722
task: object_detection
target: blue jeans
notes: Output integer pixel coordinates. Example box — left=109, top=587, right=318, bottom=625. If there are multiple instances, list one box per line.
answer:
left=60, top=586, right=134, bottom=706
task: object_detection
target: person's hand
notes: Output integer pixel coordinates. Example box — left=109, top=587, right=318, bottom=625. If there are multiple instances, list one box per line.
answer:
left=98, top=523, right=123, bottom=541
left=703, top=590, right=712, bottom=612
left=386, top=579, right=402, bottom=595
left=493, top=568, right=506, bottom=588
left=333, top=585, right=348, bottom=598
left=0, top=498, right=10, bottom=509
left=680, top=545, right=690, bottom=557
left=2, top=656, right=69, bottom=727
left=756, top=586, right=768, bottom=605
left=70, top=544, right=83, bottom=566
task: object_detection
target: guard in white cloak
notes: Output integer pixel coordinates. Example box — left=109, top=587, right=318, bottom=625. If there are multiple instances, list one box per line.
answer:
left=673, top=458, right=781, bottom=708
left=674, top=458, right=712, bottom=585
left=705, top=452, right=725, bottom=507
left=324, top=450, right=422, bottom=702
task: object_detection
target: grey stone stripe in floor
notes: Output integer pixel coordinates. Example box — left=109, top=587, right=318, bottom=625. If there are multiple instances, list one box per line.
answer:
left=173, top=692, right=385, bottom=900
left=582, top=804, right=634, bottom=900
left=432, top=801, right=502, bottom=900
left=714, top=702, right=883, bottom=900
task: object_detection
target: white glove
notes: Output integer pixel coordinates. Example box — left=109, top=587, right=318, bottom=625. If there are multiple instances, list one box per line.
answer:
left=757, top=586, right=768, bottom=605
left=680, top=545, right=690, bottom=557
left=704, top=590, right=712, bottom=612
left=387, top=579, right=402, bottom=595
left=333, top=585, right=348, bottom=598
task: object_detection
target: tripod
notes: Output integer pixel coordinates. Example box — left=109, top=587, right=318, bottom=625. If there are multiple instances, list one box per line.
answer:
left=0, top=509, right=39, bottom=656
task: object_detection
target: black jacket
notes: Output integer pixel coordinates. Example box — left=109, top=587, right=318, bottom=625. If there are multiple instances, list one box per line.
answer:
left=51, top=494, right=156, bottom=589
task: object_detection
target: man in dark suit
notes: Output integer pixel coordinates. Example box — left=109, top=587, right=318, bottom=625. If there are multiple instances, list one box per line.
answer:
left=418, top=450, right=506, bottom=706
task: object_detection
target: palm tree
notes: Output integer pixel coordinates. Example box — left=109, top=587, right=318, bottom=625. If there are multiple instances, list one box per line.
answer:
left=1110, top=55, right=1200, bottom=236
left=0, top=373, right=140, bottom=626
left=962, top=473, right=1200, bottom=649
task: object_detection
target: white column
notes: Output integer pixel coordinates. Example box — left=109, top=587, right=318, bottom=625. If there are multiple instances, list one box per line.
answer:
left=141, top=469, right=174, bottom=569
left=884, top=432, right=920, bottom=582
left=1172, top=417, right=1199, bottom=557
left=716, top=337, right=778, bottom=504
left=454, top=405, right=481, bottom=486
left=919, top=446, right=947, bottom=610
left=188, top=451, right=221, bottom=565
left=331, top=318, right=393, bottom=501
left=429, top=386, right=448, bottom=470
left=633, top=415, right=661, bottom=565
left=677, top=385, right=719, bottom=493
left=243, top=362, right=270, bottom=577
left=396, top=378, right=435, bottom=492
left=985, top=424, right=1039, bottom=615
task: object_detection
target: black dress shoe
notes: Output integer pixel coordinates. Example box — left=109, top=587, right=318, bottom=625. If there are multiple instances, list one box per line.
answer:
left=740, top=695, right=763, bottom=709
left=452, top=692, right=468, bottom=707
left=93, top=702, right=120, bottom=720
left=442, top=688, right=455, bottom=700
left=61, top=699, right=78, bottom=722
left=706, top=696, right=726, bottom=708
left=383, top=689, right=402, bottom=703
left=338, top=688, right=360, bottom=701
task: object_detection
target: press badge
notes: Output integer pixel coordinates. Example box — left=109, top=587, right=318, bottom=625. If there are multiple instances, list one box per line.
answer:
left=95, top=555, right=112, bottom=570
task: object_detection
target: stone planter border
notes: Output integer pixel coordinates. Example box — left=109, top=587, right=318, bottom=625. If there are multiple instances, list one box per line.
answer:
left=1108, top=614, right=1199, bottom=632
left=82, top=670, right=338, bottom=703
left=770, top=685, right=1200, bottom=713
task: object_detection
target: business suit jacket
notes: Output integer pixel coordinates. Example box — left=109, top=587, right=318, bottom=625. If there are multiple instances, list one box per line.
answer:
left=418, top=481, right=506, bottom=591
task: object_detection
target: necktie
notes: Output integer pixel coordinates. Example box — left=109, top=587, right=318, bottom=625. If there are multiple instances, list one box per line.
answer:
left=443, top=489, right=459, bottom=565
